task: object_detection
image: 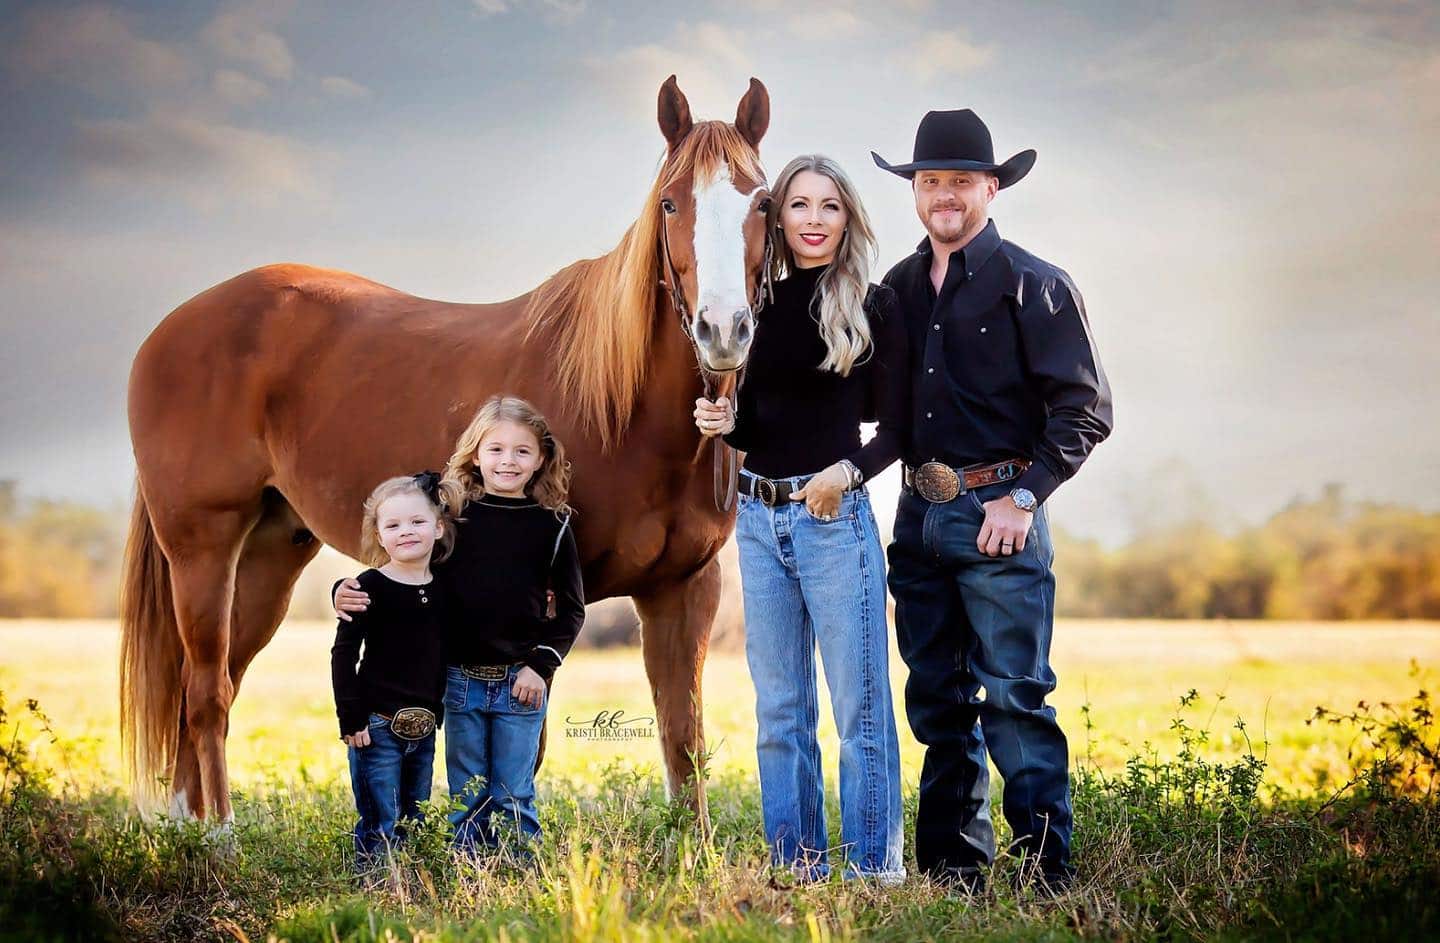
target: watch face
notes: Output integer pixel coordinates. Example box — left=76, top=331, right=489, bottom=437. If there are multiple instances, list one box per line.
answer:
left=1011, top=488, right=1037, bottom=511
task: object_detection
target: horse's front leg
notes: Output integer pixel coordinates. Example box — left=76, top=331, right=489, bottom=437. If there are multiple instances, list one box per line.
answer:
left=633, top=556, right=721, bottom=831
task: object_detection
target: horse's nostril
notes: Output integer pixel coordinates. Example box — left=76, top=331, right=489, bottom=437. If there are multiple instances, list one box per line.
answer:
left=694, top=317, right=713, bottom=344
left=736, top=318, right=752, bottom=346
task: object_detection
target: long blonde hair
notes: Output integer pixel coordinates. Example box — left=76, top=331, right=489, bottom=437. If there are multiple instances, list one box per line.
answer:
left=439, top=395, right=573, bottom=518
left=359, top=475, right=454, bottom=568
left=768, top=154, right=877, bottom=376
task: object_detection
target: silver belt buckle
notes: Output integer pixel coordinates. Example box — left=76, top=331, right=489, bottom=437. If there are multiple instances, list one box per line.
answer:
left=913, top=462, right=962, bottom=503
left=462, top=664, right=508, bottom=681
left=755, top=477, right=778, bottom=505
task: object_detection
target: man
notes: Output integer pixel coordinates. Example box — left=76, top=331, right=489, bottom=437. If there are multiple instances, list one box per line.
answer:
left=872, top=109, right=1112, bottom=892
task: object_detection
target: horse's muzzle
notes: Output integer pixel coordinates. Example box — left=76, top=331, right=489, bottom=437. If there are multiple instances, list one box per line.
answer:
left=693, top=306, right=754, bottom=372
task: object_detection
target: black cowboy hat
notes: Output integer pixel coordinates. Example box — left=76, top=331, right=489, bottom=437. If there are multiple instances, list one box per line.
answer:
left=872, top=109, right=1035, bottom=188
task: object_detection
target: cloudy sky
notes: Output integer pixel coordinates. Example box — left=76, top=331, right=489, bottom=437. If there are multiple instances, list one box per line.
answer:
left=1, top=0, right=1436, bottom=544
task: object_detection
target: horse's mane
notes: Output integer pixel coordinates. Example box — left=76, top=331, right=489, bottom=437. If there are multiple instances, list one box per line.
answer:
left=524, top=121, right=765, bottom=450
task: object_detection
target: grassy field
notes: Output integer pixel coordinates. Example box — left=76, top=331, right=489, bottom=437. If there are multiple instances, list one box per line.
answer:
left=2, top=619, right=1438, bottom=941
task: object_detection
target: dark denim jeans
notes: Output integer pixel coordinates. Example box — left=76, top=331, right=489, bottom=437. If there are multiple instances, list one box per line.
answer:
left=347, top=712, right=436, bottom=870
left=444, top=664, right=546, bottom=851
left=888, top=480, right=1073, bottom=878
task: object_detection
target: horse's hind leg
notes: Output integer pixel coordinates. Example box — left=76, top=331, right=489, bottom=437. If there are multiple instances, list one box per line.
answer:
left=171, top=492, right=320, bottom=814
left=634, top=557, right=721, bottom=831
left=152, top=501, right=258, bottom=822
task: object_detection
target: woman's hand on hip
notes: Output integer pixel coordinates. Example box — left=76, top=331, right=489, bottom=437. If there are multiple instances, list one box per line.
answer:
left=790, top=463, right=849, bottom=520
left=693, top=396, right=734, bottom=437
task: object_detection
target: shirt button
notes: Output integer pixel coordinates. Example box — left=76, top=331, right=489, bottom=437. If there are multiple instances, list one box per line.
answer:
left=980, top=327, right=988, bottom=334
left=927, top=367, right=934, bottom=374
left=926, top=411, right=933, bottom=419
left=932, top=323, right=940, bottom=331
left=967, top=271, right=973, bottom=279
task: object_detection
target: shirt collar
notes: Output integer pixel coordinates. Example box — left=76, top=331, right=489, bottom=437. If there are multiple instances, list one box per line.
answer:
left=476, top=493, right=538, bottom=509
left=915, top=219, right=1002, bottom=280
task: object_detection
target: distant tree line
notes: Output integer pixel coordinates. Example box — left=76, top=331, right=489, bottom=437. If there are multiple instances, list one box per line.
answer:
left=0, top=483, right=125, bottom=618
left=3, top=481, right=1438, bottom=621
left=1052, top=485, right=1440, bottom=619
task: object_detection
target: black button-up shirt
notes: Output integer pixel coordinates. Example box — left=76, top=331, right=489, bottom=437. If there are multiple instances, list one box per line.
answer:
left=882, top=220, right=1113, bottom=504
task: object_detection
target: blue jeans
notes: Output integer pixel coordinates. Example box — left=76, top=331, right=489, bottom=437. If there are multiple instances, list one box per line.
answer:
left=444, top=664, right=546, bottom=850
left=736, top=476, right=905, bottom=882
left=348, top=713, right=436, bottom=869
left=888, top=480, right=1072, bottom=878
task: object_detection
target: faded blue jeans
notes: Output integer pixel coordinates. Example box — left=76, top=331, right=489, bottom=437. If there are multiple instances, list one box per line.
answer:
left=444, top=664, right=547, bottom=851
left=736, top=475, right=905, bottom=882
left=348, top=712, right=435, bottom=870
left=888, top=479, right=1073, bottom=879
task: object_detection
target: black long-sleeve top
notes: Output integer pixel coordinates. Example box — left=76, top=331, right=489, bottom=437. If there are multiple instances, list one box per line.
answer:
left=330, top=568, right=448, bottom=737
left=437, top=494, right=585, bottom=679
left=883, top=221, right=1113, bottom=504
left=723, top=263, right=910, bottom=481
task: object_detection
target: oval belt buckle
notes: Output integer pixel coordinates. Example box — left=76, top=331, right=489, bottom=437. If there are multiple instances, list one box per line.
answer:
left=915, top=461, right=961, bottom=503
left=389, top=707, right=436, bottom=741
left=757, top=478, right=778, bottom=505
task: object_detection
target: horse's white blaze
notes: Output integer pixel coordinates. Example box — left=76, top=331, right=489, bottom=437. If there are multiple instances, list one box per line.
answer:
left=691, top=163, right=756, bottom=348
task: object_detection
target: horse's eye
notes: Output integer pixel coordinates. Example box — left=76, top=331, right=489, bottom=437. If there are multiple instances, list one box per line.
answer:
left=661, top=198, right=677, bottom=215
left=757, top=198, right=771, bottom=214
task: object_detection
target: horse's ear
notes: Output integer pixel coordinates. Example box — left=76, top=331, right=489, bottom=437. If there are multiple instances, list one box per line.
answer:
left=658, top=75, right=693, bottom=152
left=735, top=77, right=769, bottom=150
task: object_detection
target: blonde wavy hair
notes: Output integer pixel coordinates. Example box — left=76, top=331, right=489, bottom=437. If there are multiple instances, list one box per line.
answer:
left=768, top=154, right=878, bottom=376
left=439, top=395, right=573, bottom=518
left=359, top=475, right=454, bottom=568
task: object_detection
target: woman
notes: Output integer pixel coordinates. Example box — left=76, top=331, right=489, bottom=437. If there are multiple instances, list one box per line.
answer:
left=695, top=155, right=908, bottom=883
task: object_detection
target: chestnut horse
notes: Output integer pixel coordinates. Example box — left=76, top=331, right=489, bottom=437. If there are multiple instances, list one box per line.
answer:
left=120, top=76, right=771, bottom=825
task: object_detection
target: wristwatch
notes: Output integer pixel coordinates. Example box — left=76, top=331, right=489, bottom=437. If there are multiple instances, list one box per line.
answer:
left=1009, top=487, right=1037, bottom=512
left=839, top=459, right=863, bottom=490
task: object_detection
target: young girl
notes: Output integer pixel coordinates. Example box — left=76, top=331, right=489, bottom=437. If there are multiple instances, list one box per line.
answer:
left=334, top=395, right=584, bottom=853
left=331, top=473, right=452, bottom=871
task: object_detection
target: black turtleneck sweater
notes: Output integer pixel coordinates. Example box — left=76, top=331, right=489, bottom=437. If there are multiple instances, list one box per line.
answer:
left=725, top=264, right=910, bottom=481
left=438, top=494, right=585, bottom=680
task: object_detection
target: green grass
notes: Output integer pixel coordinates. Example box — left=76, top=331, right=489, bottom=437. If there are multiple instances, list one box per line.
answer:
left=1, top=620, right=1437, bottom=941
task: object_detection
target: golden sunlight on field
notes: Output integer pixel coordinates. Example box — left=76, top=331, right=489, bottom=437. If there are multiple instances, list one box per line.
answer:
left=1, top=619, right=1436, bottom=795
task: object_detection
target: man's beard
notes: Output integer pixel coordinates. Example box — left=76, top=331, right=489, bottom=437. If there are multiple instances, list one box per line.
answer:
left=925, top=208, right=969, bottom=243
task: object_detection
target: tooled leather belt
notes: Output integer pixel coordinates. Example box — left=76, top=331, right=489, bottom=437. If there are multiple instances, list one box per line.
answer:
left=902, top=459, right=1031, bottom=504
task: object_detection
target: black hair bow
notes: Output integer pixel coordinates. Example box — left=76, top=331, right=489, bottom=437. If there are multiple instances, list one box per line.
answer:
left=413, top=470, right=443, bottom=505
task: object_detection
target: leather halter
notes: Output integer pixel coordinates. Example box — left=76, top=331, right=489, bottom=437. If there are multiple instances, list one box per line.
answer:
left=659, top=195, right=774, bottom=513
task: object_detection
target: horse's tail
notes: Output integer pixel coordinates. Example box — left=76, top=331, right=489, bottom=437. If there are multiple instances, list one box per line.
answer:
left=119, top=483, right=183, bottom=810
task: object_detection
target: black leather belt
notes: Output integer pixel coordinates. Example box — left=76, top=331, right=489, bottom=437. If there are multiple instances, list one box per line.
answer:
left=739, top=472, right=862, bottom=507
left=739, top=473, right=811, bottom=506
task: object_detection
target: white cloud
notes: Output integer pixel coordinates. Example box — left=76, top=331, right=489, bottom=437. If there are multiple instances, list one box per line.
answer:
left=74, top=111, right=325, bottom=208
left=787, top=8, right=866, bottom=38
left=201, top=8, right=295, bottom=81
left=5, top=3, right=194, bottom=94
left=471, top=0, right=587, bottom=24
left=213, top=68, right=269, bottom=107
left=902, top=31, right=994, bottom=81
left=320, top=75, right=371, bottom=99
left=587, top=21, right=758, bottom=124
